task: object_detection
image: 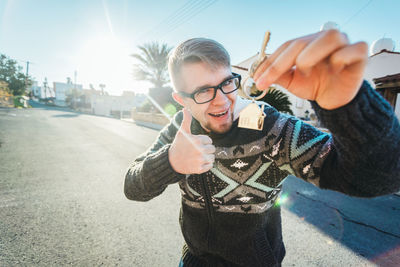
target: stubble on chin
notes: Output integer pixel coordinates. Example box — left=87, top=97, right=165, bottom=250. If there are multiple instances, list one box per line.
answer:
left=205, top=112, right=234, bottom=134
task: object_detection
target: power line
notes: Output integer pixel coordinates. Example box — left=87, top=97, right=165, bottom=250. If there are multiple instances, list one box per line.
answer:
left=150, top=0, right=214, bottom=36
left=145, top=0, right=201, bottom=36
left=136, top=0, right=202, bottom=41
left=136, top=0, right=218, bottom=42
left=155, top=0, right=218, bottom=40
left=342, top=0, right=373, bottom=28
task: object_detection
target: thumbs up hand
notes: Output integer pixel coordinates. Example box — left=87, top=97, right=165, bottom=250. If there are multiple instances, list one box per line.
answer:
left=169, top=108, right=216, bottom=174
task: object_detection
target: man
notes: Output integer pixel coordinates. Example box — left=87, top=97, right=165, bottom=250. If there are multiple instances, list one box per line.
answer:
left=124, top=30, right=400, bottom=266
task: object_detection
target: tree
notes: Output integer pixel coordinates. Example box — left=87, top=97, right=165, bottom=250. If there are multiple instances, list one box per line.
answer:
left=132, top=42, right=172, bottom=89
left=147, top=86, right=182, bottom=115
left=132, top=42, right=178, bottom=114
left=0, top=54, right=32, bottom=96
left=252, top=86, right=293, bottom=115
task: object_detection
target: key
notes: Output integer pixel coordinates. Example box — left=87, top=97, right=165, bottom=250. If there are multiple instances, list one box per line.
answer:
left=238, top=31, right=270, bottom=131
left=242, top=31, right=271, bottom=99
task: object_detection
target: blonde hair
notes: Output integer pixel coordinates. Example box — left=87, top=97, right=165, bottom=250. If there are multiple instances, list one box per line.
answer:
left=168, top=38, right=231, bottom=91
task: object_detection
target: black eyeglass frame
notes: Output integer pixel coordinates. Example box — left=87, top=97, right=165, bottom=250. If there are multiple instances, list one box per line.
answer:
left=178, top=72, right=242, bottom=104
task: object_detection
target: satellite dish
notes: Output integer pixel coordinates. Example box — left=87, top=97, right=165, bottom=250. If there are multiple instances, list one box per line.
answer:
left=370, top=38, right=396, bottom=55
left=320, top=21, right=339, bottom=31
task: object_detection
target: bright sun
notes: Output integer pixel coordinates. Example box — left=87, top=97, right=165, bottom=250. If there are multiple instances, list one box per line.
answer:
left=76, top=36, right=142, bottom=95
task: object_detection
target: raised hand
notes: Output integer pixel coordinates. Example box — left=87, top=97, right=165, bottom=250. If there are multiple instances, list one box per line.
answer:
left=253, top=29, right=368, bottom=110
left=168, top=108, right=216, bottom=174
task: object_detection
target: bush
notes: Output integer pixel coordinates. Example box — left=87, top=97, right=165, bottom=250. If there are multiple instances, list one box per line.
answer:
left=13, top=96, right=26, bottom=108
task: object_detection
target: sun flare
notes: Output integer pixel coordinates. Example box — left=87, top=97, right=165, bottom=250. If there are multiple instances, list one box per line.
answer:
left=75, top=36, right=136, bottom=95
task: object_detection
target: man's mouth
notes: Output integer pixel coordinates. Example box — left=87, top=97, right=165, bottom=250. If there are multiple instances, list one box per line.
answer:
left=209, top=110, right=228, bottom=117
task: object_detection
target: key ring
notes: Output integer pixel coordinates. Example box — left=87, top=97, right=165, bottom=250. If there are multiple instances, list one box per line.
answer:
left=240, top=31, right=270, bottom=101
left=242, top=76, right=267, bottom=100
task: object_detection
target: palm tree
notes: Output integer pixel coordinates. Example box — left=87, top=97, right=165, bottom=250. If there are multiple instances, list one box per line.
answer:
left=253, top=86, right=293, bottom=115
left=131, top=42, right=172, bottom=88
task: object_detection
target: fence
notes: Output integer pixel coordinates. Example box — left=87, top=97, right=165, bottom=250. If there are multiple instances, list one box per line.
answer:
left=0, top=91, right=13, bottom=108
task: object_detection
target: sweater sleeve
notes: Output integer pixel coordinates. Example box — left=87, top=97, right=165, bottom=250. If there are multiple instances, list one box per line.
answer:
left=311, top=81, right=400, bottom=197
left=124, top=111, right=186, bottom=201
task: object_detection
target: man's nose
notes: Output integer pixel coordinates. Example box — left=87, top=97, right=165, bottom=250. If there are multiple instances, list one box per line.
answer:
left=212, top=88, right=229, bottom=104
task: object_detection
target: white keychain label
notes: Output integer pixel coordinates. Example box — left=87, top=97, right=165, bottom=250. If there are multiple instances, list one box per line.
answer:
left=238, top=103, right=265, bottom=131
left=238, top=31, right=270, bottom=131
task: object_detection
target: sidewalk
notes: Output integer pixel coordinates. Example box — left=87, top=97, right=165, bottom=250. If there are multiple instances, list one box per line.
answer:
left=281, top=176, right=400, bottom=266
left=121, top=118, right=165, bottom=131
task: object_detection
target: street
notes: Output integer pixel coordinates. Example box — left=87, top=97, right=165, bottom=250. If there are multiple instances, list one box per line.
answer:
left=0, top=104, right=399, bottom=266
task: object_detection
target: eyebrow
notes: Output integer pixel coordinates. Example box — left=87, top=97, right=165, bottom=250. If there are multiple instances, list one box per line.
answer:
left=194, top=74, right=234, bottom=92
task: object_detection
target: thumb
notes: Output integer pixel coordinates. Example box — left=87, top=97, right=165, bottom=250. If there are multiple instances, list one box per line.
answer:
left=180, top=108, right=193, bottom=134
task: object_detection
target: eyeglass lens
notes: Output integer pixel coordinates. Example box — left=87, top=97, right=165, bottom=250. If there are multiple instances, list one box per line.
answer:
left=194, top=77, right=240, bottom=103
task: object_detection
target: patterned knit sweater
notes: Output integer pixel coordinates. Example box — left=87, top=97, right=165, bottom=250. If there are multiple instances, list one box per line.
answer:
left=124, top=81, right=400, bottom=266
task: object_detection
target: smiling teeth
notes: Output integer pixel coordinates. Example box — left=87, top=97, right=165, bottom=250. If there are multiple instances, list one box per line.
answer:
left=210, top=110, right=227, bottom=117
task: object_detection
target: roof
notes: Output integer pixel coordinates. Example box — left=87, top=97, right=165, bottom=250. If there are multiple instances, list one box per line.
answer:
left=235, top=54, right=259, bottom=68
left=370, top=49, right=400, bottom=58
left=373, top=73, right=400, bottom=90
left=232, top=53, right=272, bottom=82
left=373, top=73, right=400, bottom=82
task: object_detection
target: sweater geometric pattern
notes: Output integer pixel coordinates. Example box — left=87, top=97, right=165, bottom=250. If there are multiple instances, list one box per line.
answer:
left=180, top=113, right=332, bottom=214
left=124, top=81, right=400, bottom=266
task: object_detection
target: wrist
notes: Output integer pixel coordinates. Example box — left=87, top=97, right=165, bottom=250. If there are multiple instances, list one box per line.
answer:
left=168, top=144, right=181, bottom=174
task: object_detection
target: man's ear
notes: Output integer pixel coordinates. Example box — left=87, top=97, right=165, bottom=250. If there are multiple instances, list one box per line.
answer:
left=172, top=92, right=185, bottom=107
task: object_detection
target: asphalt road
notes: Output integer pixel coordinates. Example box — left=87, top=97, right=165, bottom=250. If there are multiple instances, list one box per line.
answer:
left=0, top=103, right=399, bottom=266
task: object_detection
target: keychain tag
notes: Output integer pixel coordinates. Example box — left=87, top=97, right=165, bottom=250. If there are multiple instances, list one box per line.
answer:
left=238, top=102, right=265, bottom=131
left=238, top=31, right=270, bottom=131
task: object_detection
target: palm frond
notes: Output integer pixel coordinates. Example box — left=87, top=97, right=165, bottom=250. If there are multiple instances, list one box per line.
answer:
left=258, top=87, right=293, bottom=115
left=131, top=42, right=173, bottom=88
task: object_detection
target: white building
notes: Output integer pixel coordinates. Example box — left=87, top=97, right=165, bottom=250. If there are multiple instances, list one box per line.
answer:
left=91, top=92, right=136, bottom=118
left=30, top=81, right=55, bottom=100
left=364, top=38, right=400, bottom=119
left=30, top=81, right=41, bottom=98
left=53, top=78, right=83, bottom=107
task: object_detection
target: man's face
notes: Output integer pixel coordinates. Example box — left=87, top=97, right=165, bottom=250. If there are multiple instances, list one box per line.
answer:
left=175, top=62, right=237, bottom=134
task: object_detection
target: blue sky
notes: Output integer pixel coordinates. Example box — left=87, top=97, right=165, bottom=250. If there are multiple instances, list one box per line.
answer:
left=1, top=0, right=399, bottom=95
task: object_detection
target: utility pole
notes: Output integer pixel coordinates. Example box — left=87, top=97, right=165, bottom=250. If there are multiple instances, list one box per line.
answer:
left=25, top=61, right=30, bottom=97
left=74, top=70, right=77, bottom=109
left=99, top=84, right=105, bottom=95
left=74, top=70, right=77, bottom=90
left=43, top=77, right=48, bottom=100
left=16, top=59, right=33, bottom=95
left=25, top=61, right=30, bottom=81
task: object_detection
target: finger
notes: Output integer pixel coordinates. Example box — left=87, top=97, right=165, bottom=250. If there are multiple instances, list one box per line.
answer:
left=255, top=30, right=348, bottom=89
left=295, top=29, right=348, bottom=74
left=203, top=154, right=215, bottom=164
left=253, top=32, right=319, bottom=81
left=254, top=38, right=312, bottom=90
left=199, top=163, right=214, bottom=173
left=203, top=144, right=216, bottom=154
left=253, top=41, right=291, bottom=81
left=329, top=41, right=368, bottom=74
left=254, top=34, right=320, bottom=89
left=180, top=108, right=193, bottom=134
left=196, top=135, right=213, bottom=145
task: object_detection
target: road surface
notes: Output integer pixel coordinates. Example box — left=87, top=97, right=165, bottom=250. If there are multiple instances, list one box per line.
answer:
left=0, top=103, right=399, bottom=266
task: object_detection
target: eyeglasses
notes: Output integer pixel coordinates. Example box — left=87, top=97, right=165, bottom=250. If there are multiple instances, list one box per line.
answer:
left=179, top=73, right=241, bottom=104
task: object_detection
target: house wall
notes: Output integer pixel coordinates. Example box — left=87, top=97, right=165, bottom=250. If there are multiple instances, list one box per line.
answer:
left=91, top=95, right=136, bottom=117
left=364, top=52, right=400, bottom=85
left=364, top=52, right=400, bottom=120
left=53, top=82, right=83, bottom=106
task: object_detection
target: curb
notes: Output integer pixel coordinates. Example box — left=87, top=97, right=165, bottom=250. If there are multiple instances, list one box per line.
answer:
left=121, top=119, right=164, bottom=131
